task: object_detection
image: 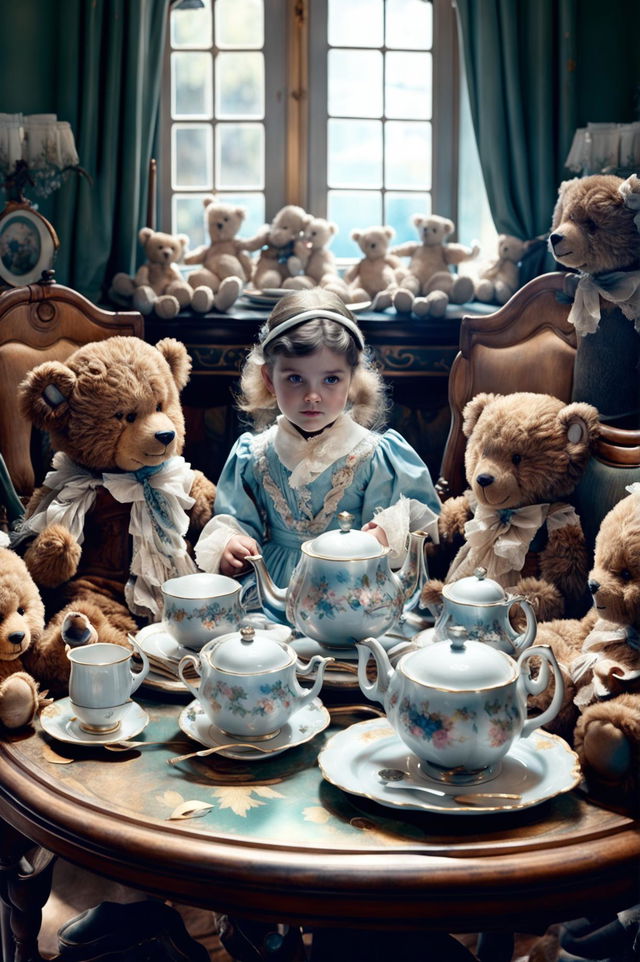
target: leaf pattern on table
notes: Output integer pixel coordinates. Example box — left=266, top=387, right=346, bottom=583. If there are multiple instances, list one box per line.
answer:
left=168, top=799, right=214, bottom=820
left=303, top=806, right=331, bottom=824
left=212, top=785, right=283, bottom=816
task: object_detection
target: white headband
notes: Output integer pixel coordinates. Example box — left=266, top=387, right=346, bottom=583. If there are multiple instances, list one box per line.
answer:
left=260, top=308, right=365, bottom=351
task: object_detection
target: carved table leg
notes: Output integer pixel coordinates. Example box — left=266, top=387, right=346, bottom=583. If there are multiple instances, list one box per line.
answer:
left=0, top=818, right=56, bottom=962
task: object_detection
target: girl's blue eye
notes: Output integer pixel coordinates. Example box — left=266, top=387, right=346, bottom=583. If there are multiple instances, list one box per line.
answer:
left=325, top=376, right=339, bottom=384
left=288, top=374, right=302, bottom=384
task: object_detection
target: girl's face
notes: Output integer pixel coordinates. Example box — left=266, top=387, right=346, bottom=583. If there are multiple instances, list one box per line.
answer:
left=262, top=347, right=353, bottom=434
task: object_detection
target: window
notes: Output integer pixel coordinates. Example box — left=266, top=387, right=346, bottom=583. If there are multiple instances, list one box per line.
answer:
left=161, top=0, right=493, bottom=258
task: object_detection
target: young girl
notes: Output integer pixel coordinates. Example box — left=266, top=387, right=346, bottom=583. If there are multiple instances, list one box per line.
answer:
left=195, top=288, right=441, bottom=586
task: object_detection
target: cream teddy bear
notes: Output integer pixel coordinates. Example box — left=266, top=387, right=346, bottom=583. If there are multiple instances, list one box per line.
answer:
left=392, top=214, right=479, bottom=318
left=109, top=228, right=193, bottom=319
left=184, top=195, right=255, bottom=313
left=284, top=217, right=348, bottom=297
left=343, top=226, right=403, bottom=309
left=473, top=234, right=526, bottom=305
left=245, top=205, right=312, bottom=290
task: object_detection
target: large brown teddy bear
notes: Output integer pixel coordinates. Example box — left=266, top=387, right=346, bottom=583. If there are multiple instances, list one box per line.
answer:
left=109, top=228, right=193, bottom=319
left=548, top=173, right=640, bottom=428
left=529, top=486, right=640, bottom=813
left=184, top=195, right=255, bottom=313
left=13, top=336, right=216, bottom=685
left=421, top=392, right=600, bottom=623
left=391, top=214, right=478, bottom=319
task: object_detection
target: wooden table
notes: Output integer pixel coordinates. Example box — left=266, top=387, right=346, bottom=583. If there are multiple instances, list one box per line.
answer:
left=0, top=692, right=638, bottom=962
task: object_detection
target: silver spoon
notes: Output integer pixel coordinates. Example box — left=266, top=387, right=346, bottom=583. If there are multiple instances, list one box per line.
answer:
left=377, top=769, right=521, bottom=806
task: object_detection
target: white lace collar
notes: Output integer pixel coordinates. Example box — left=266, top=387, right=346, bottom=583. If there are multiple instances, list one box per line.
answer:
left=272, top=413, right=370, bottom=489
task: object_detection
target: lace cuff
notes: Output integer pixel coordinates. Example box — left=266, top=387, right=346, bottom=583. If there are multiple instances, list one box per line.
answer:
left=195, top=515, right=246, bottom=573
left=374, top=498, right=440, bottom=567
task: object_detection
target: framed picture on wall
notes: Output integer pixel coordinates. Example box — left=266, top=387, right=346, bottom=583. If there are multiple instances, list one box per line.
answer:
left=0, top=202, right=59, bottom=287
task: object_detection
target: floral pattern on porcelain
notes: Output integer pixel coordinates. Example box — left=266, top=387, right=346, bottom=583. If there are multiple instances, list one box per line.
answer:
left=164, top=598, right=243, bottom=630
left=294, top=564, right=403, bottom=624
left=205, top=678, right=297, bottom=719
left=394, top=694, right=476, bottom=749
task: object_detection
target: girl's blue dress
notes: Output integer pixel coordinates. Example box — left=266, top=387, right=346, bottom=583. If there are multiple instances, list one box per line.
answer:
left=195, top=413, right=441, bottom=588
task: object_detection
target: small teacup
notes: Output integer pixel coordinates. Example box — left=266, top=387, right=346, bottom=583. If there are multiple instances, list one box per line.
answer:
left=67, top=641, right=149, bottom=734
left=161, top=572, right=243, bottom=652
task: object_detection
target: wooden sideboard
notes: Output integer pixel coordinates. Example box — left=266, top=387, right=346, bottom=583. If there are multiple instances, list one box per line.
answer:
left=144, top=302, right=494, bottom=485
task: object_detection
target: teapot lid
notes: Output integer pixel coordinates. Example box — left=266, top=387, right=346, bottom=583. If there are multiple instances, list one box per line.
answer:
left=442, top=567, right=507, bottom=605
left=303, top=511, right=385, bottom=560
left=207, top=626, right=293, bottom=673
left=402, top=627, right=516, bottom=690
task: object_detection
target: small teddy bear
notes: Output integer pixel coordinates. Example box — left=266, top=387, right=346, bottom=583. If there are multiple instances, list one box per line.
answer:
left=473, top=234, right=527, bottom=305
left=109, top=228, right=193, bottom=319
left=548, top=173, right=640, bottom=429
left=283, top=217, right=347, bottom=296
left=342, top=226, right=404, bottom=309
left=245, top=205, right=312, bottom=290
left=421, top=392, right=600, bottom=624
left=184, top=195, right=255, bottom=313
left=391, top=214, right=479, bottom=318
left=13, top=336, right=216, bottom=677
left=529, top=485, right=640, bottom=812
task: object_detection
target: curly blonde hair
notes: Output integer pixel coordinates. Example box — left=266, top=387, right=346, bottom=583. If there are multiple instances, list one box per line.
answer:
left=236, top=289, right=388, bottom=430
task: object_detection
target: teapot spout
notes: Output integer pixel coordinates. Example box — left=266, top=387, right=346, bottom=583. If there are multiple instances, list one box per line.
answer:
left=246, top=554, right=289, bottom=627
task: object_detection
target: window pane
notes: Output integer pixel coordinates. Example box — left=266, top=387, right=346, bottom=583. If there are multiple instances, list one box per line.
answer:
left=328, top=119, right=382, bottom=188
left=328, top=191, right=383, bottom=258
left=216, top=52, right=264, bottom=118
left=386, top=192, right=431, bottom=244
left=171, top=0, right=212, bottom=48
left=216, top=123, right=264, bottom=189
left=386, top=0, right=432, bottom=50
left=386, top=52, right=431, bottom=120
left=215, top=0, right=263, bottom=48
left=385, top=121, right=430, bottom=189
left=328, top=0, right=383, bottom=48
left=172, top=125, right=213, bottom=189
left=328, top=50, right=382, bottom=118
left=173, top=194, right=211, bottom=249
left=172, top=52, right=213, bottom=119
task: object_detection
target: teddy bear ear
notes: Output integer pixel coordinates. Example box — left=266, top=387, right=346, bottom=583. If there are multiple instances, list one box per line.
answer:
left=412, top=213, right=424, bottom=227
left=138, top=226, right=153, bottom=245
left=234, top=207, right=247, bottom=222
left=351, top=229, right=361, bottom=242
left=18, top=361, right=76, bottom=430
left=384, top=227, right=395, bottom=240
left=154, top=338, right=192, bottom=391
left=443, top=218, right=455, bottom=234
left=557, top=401, right=601, bottom=450
left=203, top=194, right=215, bottom=209
left=328, top=221, right=338, bottom=235
left=462, top=392, right=500, bottom=437
left=551, top=178, right=580, bottom=228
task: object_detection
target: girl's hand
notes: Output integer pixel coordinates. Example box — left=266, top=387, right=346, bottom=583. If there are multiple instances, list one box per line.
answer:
left=221, top=534, right=260, bottom=576
left=361, top=521, right=389, bottom=547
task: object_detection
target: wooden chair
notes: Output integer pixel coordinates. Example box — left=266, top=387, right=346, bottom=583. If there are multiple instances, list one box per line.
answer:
left=436, top=271, right=640, bottom=549
left=0, top=275, right=143, bottom=501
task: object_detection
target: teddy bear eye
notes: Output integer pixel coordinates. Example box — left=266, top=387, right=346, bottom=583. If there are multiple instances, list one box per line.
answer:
left=619, top=568, right=632, bottom=582
left=17, top=606, right=24, bottom=616
left=125, top=412, right=137, bottom=424
left=114, top=412, right=124, bottom=420
left=512, top=453, right=522, bottom=465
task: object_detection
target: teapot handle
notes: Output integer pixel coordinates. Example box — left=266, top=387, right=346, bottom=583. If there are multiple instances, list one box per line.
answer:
left=517, top=645, right=564, bottom=737
left=178, top=653, right=203, bottom=703
left=505, top=595, right=537, bottom=652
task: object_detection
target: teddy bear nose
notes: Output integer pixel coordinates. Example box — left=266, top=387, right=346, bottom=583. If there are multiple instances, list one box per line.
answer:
left=549, top=232, right=563, bottom=248
left=8, top=631, right=25, bottom=646
left=155, top=430, right=175, bottom=446
left=476, top=473, right=495, bottom=487
left=588, top=579, right=600, bottom=595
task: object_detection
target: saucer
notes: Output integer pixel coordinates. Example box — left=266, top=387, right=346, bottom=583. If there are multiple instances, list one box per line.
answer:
left=40, top=698, right=149, bottom=746
left=178, top=698, right=330, bottom=760
left=136, top=623, right=190, bottom=665
left=318, top=717, right=581, bottom=815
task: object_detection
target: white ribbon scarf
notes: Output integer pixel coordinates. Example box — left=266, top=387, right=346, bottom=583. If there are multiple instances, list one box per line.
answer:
left=16, top=451, right=198, bottom=621
left=446, top=500, right=578, bottom=586
left=570, top=620, right=640, bottom=709
left=568, top=270, right=640, bottom=336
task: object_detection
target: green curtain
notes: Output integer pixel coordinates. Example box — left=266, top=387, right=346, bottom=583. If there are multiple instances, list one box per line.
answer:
left=0, top=0, right=170, bottom=302
left=455, top=0, right=578, bottom=244
left=456, top=0, right=640, bottom=278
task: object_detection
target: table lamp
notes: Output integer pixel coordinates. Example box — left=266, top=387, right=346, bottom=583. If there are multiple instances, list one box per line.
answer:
left=0, top=113, right=88, bottom=287
left=564, top=121, right=640, bottom=177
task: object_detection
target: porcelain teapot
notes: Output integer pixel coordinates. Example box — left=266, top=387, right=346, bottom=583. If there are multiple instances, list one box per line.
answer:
left=247, top=513, right=429, bottom=649
left=426, top=567, right=537, bottom=656
left=356, top=628, right=564, bottom=785
left=178, top=625, right=332, bottom=738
